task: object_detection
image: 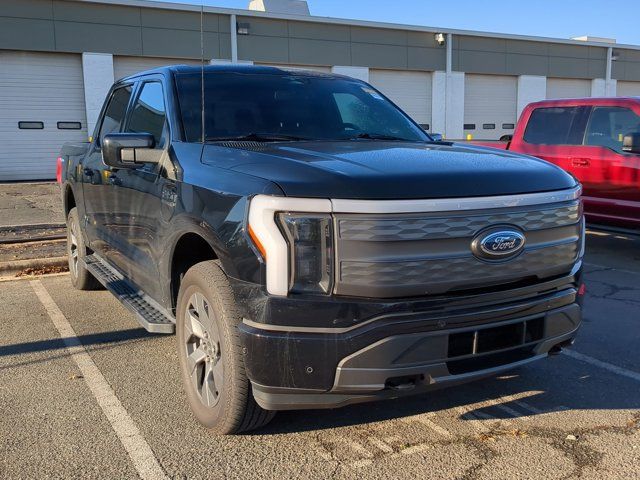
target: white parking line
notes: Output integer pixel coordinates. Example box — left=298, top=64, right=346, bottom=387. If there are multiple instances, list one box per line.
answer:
left=562, top=349, right=640, bottom=383
left=453, top=407, right=491, bottom=432
left=31, top=280, right=167, bottom=480
left=494, top=403, right=530, bottom=420
left=368, top=436, right=394, bottom=453
left=513, top=400, right=544, bottom=415
left=401, top=413, right=453, bottom=438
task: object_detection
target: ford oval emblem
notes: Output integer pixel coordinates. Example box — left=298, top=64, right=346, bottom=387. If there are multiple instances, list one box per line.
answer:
left=471, top=228, right=526, bottom=261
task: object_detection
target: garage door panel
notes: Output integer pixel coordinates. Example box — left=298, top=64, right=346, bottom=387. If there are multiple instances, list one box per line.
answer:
left=617, top=81, right=640, bottom=97
left=464, top=74, right=517, bottom=140
left=546, top=78, right=591, bottom=99
left=0, top=51, right=88, bottom=181
left=369, top=70, right=432, bottom=127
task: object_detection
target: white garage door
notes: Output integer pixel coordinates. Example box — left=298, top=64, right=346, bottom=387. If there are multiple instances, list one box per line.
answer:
left=617, top=81, right=640, bottom=97
left=114, top=56, right=202, bottom=80
left=464, top=74, right=517, bottom=140
left=369, top=70, right=432, bottom=128
left=256, top=63, right=331, bottom=73
left=546, top=78, right=591, bottom=99
left=0, top=51, right=88, bottom=181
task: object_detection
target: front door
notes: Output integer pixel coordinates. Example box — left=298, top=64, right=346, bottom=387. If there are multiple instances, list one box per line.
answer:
left=579, top=105, right=640, bottom=224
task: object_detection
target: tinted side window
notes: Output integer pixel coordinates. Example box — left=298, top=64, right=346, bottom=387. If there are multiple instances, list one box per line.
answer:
left=585, top=106, right=640, bottom=152
left=98, top=86, right=133, bottom=144
left=523, top=107, right=589, bottom=145
left=126, top=82, right=166, bottom=147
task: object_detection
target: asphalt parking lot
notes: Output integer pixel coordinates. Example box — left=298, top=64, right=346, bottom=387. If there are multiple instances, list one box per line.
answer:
left=1, top=229, right=639, bottom=479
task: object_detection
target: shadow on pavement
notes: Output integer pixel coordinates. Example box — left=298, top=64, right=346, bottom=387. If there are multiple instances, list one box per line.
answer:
left=0, top=327, right=157, bottom=358
left=256, top=361, right=640, bottom=435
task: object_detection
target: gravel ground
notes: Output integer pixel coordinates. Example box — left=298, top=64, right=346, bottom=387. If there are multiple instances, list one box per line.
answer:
left=0, top=182, right=63, bottom=227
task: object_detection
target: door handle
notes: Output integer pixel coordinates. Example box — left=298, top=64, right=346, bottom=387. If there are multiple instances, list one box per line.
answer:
left=570, top=158, right=590, bottom=167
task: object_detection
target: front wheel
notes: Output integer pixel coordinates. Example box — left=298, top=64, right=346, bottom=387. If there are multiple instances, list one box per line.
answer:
left=176, top=260, right=275, bottom=434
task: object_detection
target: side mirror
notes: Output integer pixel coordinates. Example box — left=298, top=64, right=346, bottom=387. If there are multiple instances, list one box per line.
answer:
left=102, top=133, right=156, bottom=168
left=622, top=133, right=640, bottom=154
left=430, top=133, right=443, bottom=142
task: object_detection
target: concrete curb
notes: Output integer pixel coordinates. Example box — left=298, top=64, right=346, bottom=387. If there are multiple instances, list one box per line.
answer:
left=0, top=223, right=66, bottom=232
left=0, top=256, right=68, bottom=275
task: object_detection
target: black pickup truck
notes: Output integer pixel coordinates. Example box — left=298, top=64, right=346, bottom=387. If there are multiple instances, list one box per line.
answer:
left=59, top=65, right=585, bottom=434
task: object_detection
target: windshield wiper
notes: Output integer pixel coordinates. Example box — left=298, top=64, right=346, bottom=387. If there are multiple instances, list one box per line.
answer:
left=205, top=133, right=311, bottom=142
left=350, top=133, right=411, bottom=141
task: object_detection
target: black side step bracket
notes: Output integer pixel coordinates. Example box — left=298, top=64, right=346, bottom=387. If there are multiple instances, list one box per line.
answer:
left=82, top=254, right=175, bottom=334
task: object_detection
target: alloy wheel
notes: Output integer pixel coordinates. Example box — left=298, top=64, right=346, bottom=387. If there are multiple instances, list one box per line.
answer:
left=68, top=222, right=79, bottom=278
left=183, top=292, right=223, bottom=407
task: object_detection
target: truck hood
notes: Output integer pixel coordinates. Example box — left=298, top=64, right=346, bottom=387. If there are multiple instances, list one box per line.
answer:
left=202, top=141, right=577, bottom=199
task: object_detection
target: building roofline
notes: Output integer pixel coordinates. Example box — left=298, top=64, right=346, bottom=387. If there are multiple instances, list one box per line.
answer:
left=72, top=0, right=640, bottom=51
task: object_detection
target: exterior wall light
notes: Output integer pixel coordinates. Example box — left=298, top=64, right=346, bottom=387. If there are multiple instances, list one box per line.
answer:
left=435, top=33, right=446, bottom=46
left=237, top=23, right=250, bottom=35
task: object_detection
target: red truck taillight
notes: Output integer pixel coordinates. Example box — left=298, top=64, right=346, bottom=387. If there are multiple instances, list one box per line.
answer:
left=56, top=157, right=63, bottom=184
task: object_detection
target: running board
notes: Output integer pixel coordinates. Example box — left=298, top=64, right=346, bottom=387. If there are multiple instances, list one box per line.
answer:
left=82, top=254, right=175, bottom=334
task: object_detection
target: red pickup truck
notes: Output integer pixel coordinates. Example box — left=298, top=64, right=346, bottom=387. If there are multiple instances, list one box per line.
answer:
left=470, top=97, right=640, bottom=229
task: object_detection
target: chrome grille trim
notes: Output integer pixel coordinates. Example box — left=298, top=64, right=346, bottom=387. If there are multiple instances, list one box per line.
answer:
left=331, top=185, right=581, bottom=214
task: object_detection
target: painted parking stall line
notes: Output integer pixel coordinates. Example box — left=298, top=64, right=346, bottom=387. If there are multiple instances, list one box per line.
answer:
left=30, top=280, right=168, bottom=480
left=562, top=349, right=640, bottom=383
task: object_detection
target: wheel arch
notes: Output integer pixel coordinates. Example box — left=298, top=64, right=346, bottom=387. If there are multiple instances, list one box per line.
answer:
left=169, top=230, right=221, bottom=313
left=63, top=183, right=77, bottom=218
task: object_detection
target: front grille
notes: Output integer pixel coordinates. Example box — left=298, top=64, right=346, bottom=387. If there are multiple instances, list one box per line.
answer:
left=334, top=199, right=582, bottom=298
left=339, top=203, right=580, bottom=241
left=341, top=242, right=577, bottom=291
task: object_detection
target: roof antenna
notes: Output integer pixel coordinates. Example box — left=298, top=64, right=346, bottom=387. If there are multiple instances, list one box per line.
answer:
left=200, top=1, right=205, bottom=143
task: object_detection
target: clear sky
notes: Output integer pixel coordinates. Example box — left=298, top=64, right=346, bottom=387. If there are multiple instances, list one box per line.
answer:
left=160, top=0, right=639, bottom=46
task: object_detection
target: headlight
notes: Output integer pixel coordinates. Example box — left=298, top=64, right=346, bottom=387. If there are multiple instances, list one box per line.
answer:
left=277, top=213, right=333, bottom=294
left=247, top=195, right=332, bottom=296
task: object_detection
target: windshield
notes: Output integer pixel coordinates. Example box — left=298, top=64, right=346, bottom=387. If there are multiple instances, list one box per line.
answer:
left=175, top=71, right=430, bottom=143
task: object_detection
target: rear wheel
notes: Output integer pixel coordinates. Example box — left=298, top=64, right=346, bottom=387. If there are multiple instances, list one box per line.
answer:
left=66, top=208, right=101, bottom=290
left=176, top=260, right=275, bottom=434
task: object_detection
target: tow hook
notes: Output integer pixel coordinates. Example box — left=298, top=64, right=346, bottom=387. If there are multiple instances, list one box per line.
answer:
left=386, top=374, right=423, bottom=391
left=549, top=339, right=575, bottom=356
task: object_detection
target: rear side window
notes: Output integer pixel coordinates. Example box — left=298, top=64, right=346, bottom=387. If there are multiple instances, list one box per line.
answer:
left=98, top=85, right=133, bottom=144
left=126, top=82, right=167, bottom=147
left=523, top=106, right=590, bottom=145
left=585, top=106, right=640, bottom=152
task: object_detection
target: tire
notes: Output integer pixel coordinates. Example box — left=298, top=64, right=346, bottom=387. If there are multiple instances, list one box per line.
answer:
left=176, top=260, right=275, bottom=434
left=66, top=208, right=101, bottom=291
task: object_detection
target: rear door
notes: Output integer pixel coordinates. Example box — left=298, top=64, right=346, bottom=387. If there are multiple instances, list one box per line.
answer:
left=579, top=105, right=640, bottom=223
left=81, top=84, right=134, bottom=255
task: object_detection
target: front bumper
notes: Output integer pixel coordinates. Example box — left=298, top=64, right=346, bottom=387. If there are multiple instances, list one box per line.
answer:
left=237, top=265, right=583, bottom=410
